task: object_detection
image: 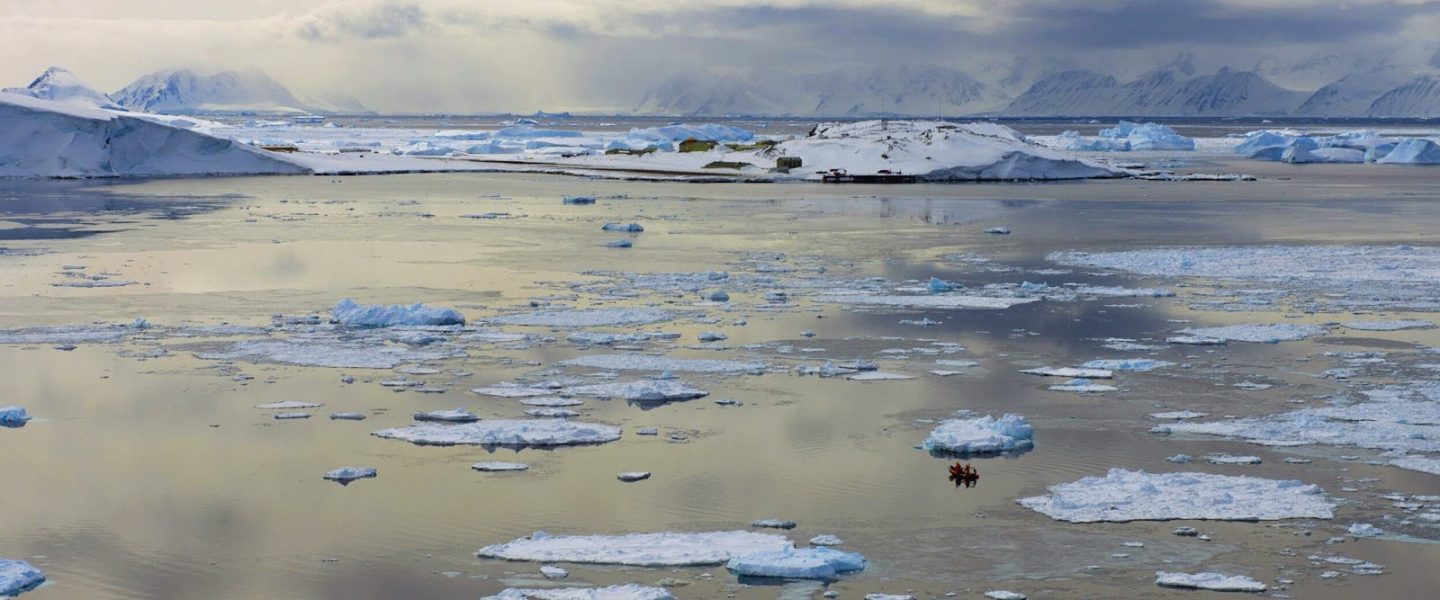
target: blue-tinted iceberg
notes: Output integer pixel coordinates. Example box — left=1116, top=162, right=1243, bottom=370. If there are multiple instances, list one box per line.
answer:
left=0, top=558, right=44, bottom=597
left=921, top=414, right=1034, bottom=455
left=726, top=546, right=867, bottom=580
left=331, top=298, right=465, bottom=327
left=0, top=406, right=32, bottom=427
left=1376, top=138, right=1440, bottom=165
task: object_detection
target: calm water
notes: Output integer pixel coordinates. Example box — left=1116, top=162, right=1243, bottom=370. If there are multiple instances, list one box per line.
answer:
left=2, top=167, right=1439, bottom=599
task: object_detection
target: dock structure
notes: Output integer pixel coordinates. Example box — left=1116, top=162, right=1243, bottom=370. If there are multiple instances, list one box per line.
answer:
left=820, top=168, right=918, bottom=184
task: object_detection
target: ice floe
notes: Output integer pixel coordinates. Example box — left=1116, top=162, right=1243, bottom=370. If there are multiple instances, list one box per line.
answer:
left=751, top=519, right=797, bottom=530
left=476, top=530, right=793, bottom=567
left=198, top=339, right=460, bottom=369
left=921, top=414, right=1034, bottom=456
left=617, top=471, right=651, bottom=482
left=255, top=401, right=321, bottom=410
left=846, top=371, right=914, bottom=381
left=809, top=535, right=843, bottom=546
left=1154, top=571, right=1265, bottom=592
left=565, top=380, right=708, bottom=403
left=725, top=546, right=867, bottom=580
left=473, top=461, right=530, bottom=472
left=1174, top=324, right=1326, bottom=343
left=1048, top=378, right=1118, bottom=393
left=414, top=408, right=479, bottom=423
left=1081, top=359, right=1172, bottom=372
left=1021, top=367, right=1114, bottom=379
left=1343, top=320, right=1434, bottom=331
left=1018, top=469, right=1337, bottom=522
left=330, top=299, right=465, bottom=327
left=1390, top=456, right=1440, bottom=475
left=374, top=419, right=621, bottom=447
left=984, top=592, right=1026, bottom=600
left=324, top=466, right=377, bottom=484
left=819, top=294, right=1040, bottom=310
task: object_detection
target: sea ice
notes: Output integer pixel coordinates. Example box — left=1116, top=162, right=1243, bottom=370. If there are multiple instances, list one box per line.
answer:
left=819, top=294, right=1040, bottom=310
left=255, top=401, right=321, bottom=410
left=476, top=530, right=793, bottom=567
left=1390, top=456, right=1440, bottom=475
left=1174, top=324, right=1326, bottom=343
left=558, top=354, right=764, bottom=374
left=324, top=467, right=377, bottom=483
left=330, top=413, right=366, bottom=420
left=374, top=419, right=621, bottom=447
left=472, top=384, right=559, bottom=398
left=984, top=592, right=1027, bottom=600
left=617, top=471, right=651, bottom=482
left=1098, top=122, right=1196, bottom=151
left=519, top=397, right=585, bottom=407
left=274, top=412, right=310, bottom=420
left=198, top=339, right=457, bottom=369
left=1343, top=320, right=1434, bottom=331
left=725, top=546, right=866, bottom=580
left=1149, top=411, right=1208, bottom=420
left=1048, top=378, right=1118, bottom=393
left=1348, top=523, right=1383, bottom=537
left=921, top=414, right=1034, bottom=456
left=809, top=535, right=843, bottom=546
left=330, top=299, right=465, bottom=327
left=491, top=308, right=673, bottom=328
left=526, top=408, right=578, bottom=418
left=481, top=584, right=675, bottom=600
left=846, top=371, right=914, bottom=381
left=1155, top=572, right=1266, bottom=592
left=601, top=223, right=644, bottom=233
left=751, top=519, right=797, bottom=530
left=0, top=558, right=45, bottom=597
left=1375, top=138, right=1440, bottom=165
left=1018, top=469, right=1337, bottom=522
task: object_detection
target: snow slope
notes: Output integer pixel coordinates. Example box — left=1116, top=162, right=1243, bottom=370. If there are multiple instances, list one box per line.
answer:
left=1367, top=75, right=1440, bottom=117
left=2, top=66, right=123, bottom=110
left=113, top=68, right=352, bottom=114
left=1006, top=68, right=1305, bottom=116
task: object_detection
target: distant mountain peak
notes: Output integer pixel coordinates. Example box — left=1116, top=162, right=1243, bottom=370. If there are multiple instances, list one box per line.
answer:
left=2, top=66, right=123, bottom=110
left=112, top=68, right=366, bottom=115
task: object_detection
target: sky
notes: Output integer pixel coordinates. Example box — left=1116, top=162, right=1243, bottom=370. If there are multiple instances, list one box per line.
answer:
left=2, top=0, right=1439, bottom=113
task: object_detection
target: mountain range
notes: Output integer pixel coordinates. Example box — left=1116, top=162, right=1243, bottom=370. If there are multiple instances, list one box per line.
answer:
left=111, top=68, right=367, bottom=115
left=634, top=55, right=1440, bottom=118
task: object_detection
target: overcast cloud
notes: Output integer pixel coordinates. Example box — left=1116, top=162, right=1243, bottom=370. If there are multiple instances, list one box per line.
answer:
left=2, top=0, right=1437, bottom=112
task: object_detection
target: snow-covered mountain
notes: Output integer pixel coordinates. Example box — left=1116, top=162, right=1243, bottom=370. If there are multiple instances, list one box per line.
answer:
left=1005, top=67, right=1305, bottom=116
left=1295, top=69, right=1420, bottom=116
left=634, top=65, right=1006, bottom=117
left=2, top=66, right=123, bottom=111
left=113, top=68, right=366, bottom=115
left=1367, top=75, right=1440, bottom=117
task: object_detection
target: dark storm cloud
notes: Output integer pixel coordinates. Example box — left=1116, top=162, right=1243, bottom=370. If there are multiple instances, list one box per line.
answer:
left=1004, top=0, right=1440, bottom=49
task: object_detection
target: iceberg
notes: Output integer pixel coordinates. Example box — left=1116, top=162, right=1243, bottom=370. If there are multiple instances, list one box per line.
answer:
left=330, top=299, right=465, bottom=327
left=1020, top=366, right=1114, bottom=379
left=1281, top=145, right=1364, bottom=164
left=1097, top=122, right=1195, bottom=151
left=726, top=546, right=866, bottom=580
left=921, top=414, right=1034, bottom=456
left=373, top=419, right=621, bottom=447
left=482, top=585, right=675, bottom=600
left=1056, top=130, right=1130, bottom=152
left=323, top=466, right=377, bottom=484
left=1375, top=138, right=1440, bottom=165
left=617, top=471, right=651, bottom=482
left=0, top=406, right=33, bottom=427
left=1154, top=572, right=1266, bottom=592
left=1018, top=468, right=1337, bottom=522
left=0, top=558, right=45, bottom=597
left=477, top=530, right=793, bottom=567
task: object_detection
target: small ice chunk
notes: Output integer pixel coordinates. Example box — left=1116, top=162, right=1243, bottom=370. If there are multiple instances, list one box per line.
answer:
left=492, top=308, right=673, bottom=328
left=927, top=277, right=955, bottom=293
left=472, top=461, right=530, bottom=472
left=604, top=240, right=633, bottom=249
left=520, top=397, right=585, bottom=407
left=984, top=227, right=1011, bottom=234
left=809, top=535, right=843, bottom=546
left=477, top=530, right=792, bottom=566
left=1048, top=378, right=1118, bottom=393
left=698, top=331, right=728, bottom=342
left=0, top=558, right=45, bottom=597
left=636, top=427, right=659, bottom=436
left=323, top=466, right=377, bottom=484
left=1205, top=454, right=1262, bottom=465
left=846, top=371, right=914, bottom=381
left=1150, top=411, right=1208, bottom=420
left=1154, top=571, right=1266, bottom=592
left=1342, top=320, right=1434, bottom=331
left=1347, top=523, right=1383, bottom=538
left=984, top=592, right=1026, bottom=600
left=255, top=401, right=322, bottom=410
left=558, top=354, right=764, bottom=374
left=751, top=519, right=797, bottom=530
left=601, top=223, right=644, bottom=232
left=562, top=195, right=596, bottom=205
left=1174, top=527, right=1200, bottom=537
left=374, top=419, right=621, bottom=447
left=708, top=290, right=731, bottom=302
left=540, top=565, right=569, bottom=579
left=331, top=298, right=465, bottom=327
left=0, top=406, right=33, bottom=426
left=922, top=414, right=1034, bottom=456
left=415, top=408, right=479, bottom=423
left=725, top=546, right=866, bottom=580
left=1018, top=469, right=1337, bottom=522
left=618, top=471, right=652, bottom=482
left=473, top=384, right=558, bottom=398
left=274, top=412, right=311, bottom=420
left=329, top=412, right=367, bottom=421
